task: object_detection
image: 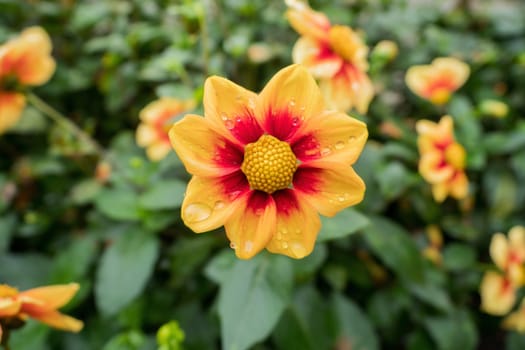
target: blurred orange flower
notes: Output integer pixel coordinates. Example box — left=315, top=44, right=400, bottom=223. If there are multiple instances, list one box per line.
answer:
left=405, top=57, right=469, bottom=105
left=170, top=65, right=367, bottom=259
left=0, top=283, right=83, bottom=339
left=136, top=98, right=195, bottom=161
left=416, top=115, right=468, bottom=202
left=0, top=27, right=56, bottom=134
left=503, top=299, right=525, bottom=332
left=286, top=0, right=373, bottom=114
left=480, top=226, right=525, bottom=315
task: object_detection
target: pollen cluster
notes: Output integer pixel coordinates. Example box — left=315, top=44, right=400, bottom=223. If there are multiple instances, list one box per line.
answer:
left=241, top=134, right=298, bottom=194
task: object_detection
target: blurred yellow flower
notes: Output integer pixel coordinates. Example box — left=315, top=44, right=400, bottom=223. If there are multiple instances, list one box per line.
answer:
left=0, top=283, right=83, bottom=338
left=479, top=99, right=509, bottom=119
left=416, top=115, right=469, bottom=202
left=405, top=57, right=469, bottom=105
left=169, top=65, right=367, bottom=259
left=480, top=271, right=516, bottom=316
left=372, top=40, right=399, bottom=62
left=0, top=27, right=56, bottom=134
left=136, top=98, right=195, bottom=161
left=503, top=299, right=525, bottom=332
left=286, top=0, right=373, bottom=113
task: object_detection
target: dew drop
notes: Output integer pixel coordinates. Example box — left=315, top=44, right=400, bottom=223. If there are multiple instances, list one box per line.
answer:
left=299, top=106, right=306, bottom=112
left=225, top=119, right=235, bottom=129
left=184, top=203, right=212, bottom=223
left=214, top=200, right=225, bottom=210
left=230, top=242, right=237, bottom=249
left=321, top=147, right=331, bottom=156
left=255, top=208, right=265, bottom=216
left=235, top=116, right=242, bottom=123
left=335, top=141, right=345, bottom=150
left=248, top=98, right=256, bottom=110
left=221, top=114, right=229, bottom=121
left=349, top=136, right=356, bottom=142
left=291, top=242, right=308, bottom=258
left=291, top=117, right=300, bottom=127
left=337, top=195, right=346, bottom=202
left=244, top=240, right=254, bottom=252
left=228, top=190, right=242, bottom=200
left=289, top=99, right=296, bottom=107
left=282, top=242, right=289, bottom=249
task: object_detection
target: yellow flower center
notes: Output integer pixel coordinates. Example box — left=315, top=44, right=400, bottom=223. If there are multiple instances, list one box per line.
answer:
left=429, top=88, right=451, bottom=105
left=241, top=134, right=297, bottom=194
left=444, top=142, right=466, bottom=170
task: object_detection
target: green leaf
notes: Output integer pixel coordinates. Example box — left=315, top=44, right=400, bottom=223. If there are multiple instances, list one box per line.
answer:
left=96, top=229, right=159, bottom=316
left=204, top=248, right=238, bottom=284
left=50, top=235, right=98, bottom=283
left=362, top=216, right=424, bottom=283
left=0, top=214, right=16, bottom=253
left=484, top=129, right=525, bottom=155
left=9, top=321, right=50, bottom=350
left=139, top=179, right=187, bottom=210
left=376, top=161, right=414, bottom=199
left=9, top=106, right=47, bottom=133
left=218, top=253, right=293, bottom=350
left=332, top=293, right=379, bottom=350
left=290, top=244, right=327, bottom=281
left=318, top=208, right=369, bottom=242
left=95, top=188, right=142, bottom=221
left=442, top=243, right=477, bottom=271
left=424, top=309, right=478, bottom=350
left=70, top=179, right=103, bottom=205
left=0, top=253, right=52, bottom=289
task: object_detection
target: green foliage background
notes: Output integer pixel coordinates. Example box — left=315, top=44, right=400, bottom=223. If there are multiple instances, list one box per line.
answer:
left=1, top=0, right=525, bottom=349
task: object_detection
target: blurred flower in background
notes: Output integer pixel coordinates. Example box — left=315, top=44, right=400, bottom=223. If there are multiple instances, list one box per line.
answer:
left=0, top=27, right=55, bottom=134
left=416, top=115, right=468, bottom=202
left=285, top=0, right=373, bottom=114
left=0, top=283, right=83, bottom=341
left=170, top=65, right=367, bottom=259
left=405, top=57, right=470, bottom=105
left=136, top=98, right=195, bottom=161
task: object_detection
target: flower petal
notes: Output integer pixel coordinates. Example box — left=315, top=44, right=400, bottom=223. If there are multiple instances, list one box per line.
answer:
left=265, top=190, right=320, bottom=259
left=0, top=298, right=21, bottom=317
left=0, top=92, right=26, bottom=134
left=258, top=64, right=325, bottom=141
left=203, top=76, right=262, bottom=145
left=433, top=57, right=470, bottom=89
left=328, top=25, right=369, bottom=71
left=292, top=37, right=342, bottom=78
left=181, top=172, right=249, bottom=233
left=146, top=142, right=172, bottom=162
left=169, top=115, right=244, bottom=177
left=293, top=165, right=365, bottom=217
left=28, top=310, right=83, bottom=332
left=419, top=152, right=454, bottom=183
left=480, top=271, right=515, bottom=316
left=19, top=283, right=79, bottom=310
left=490, top=233, right=509, bottom=270
left=449, top=171, right=468, bottom=199
left=292, top=110, right=367, bottom=166
left=285, top=0, right=331, bottom=41
left=503, top=299, right=525, bottom=332
left=224, top=191, right=276, bottom=259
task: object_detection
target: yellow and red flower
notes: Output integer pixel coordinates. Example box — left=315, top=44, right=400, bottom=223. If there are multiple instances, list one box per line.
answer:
left=136, top=98, right=195, bottom=161
left=416, top=115, right=468, bottom=202
left=405, top=57, right=470, bottom=105
left=0, top=27, right=55, bottom=134
left=480, top=226, right=525, bottom=315
left=286, top=0, right=373, bottom=114
left=169, top=65, right=367, bottom=259
left=0, top=283, right=83, bottom=339
left=503, top=299, right=525, bottom=333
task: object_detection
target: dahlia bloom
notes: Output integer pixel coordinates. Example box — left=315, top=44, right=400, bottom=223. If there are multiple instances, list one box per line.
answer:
left=0, top=283, right=83, bottom=339
left=0, top=27, right=55, bottom=134
left=286, top=0, right=373, bottom=114
left=169, top=65, right=367, bottom=259
left=405, top=57, right=470, bottom=105
left=416, top=115, right=468, bottom=202
left=480, top=226, right=525, bottom=315
left=136, top=98, right=195, bottom=161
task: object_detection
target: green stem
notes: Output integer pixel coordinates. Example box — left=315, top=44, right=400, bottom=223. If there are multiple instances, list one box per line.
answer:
left=26, top=92, right=105, bottom=157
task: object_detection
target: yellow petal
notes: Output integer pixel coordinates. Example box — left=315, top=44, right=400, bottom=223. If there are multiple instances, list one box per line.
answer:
left=418, top=152, right=454, bottom=183
left=490, top=233, right=509, bottom=270
left=292, top=110, right=367, bottom=166
left=29, top=310, right=84, bottom=332
left=146, top=142, right=172, bottom=161
left=509, top=226, right=525, bottom=260
left=258, top=64, right=325, bottom=136
left=140, top=98, right=192, bottom=124
left=265, top=190, right=320, bottom=259
left=0, top=92, right=26, bottom=134
left=503, top=299, right=525, bottom=332
left=292, top=37, right=342, bottom=78
left=224, top=191, right=276, bottom=259
left=328, top=25, right=369, bottom=71
left=431, top=182, right=449, bottom=203
left=19, top=283, right=79, bottom=310
left=444, top=142, right=466, bottom=170
left=0, top=298, right=21, bottom=317
left=181, top=173, right=249, bottom=233
left=433, top=57, right=470, bottom=89
left=285, top=0, right=331, bottom=41
left=135, top=124, right=158, bottom=147
left=203, top=75, right=261, bottom=145
left=480, top=271, right=515, bottom=315
left=169, top=115, right=244, bottom=177
left=449, top=171, right=469, bottom=200
left=294, top=166, right=365, bottom=217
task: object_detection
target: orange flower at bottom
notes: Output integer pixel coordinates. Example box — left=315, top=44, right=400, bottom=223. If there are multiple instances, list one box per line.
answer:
left=169, top=65, right=367, bottom=259
left=0, top=92, right=26, bottom=134
left=0, top=283, right=83, bottom=338
left=136, top=98, right=195, bottom=161
left=416, top=115, right=468, bottom=202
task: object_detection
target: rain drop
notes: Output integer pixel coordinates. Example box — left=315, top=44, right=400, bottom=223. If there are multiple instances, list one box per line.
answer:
left=184, top=203, right=212, bottom=223
left=245, top=241, right=254, bottom=252
left=282, top=242, right=289, bottom=249
left=290, top=242, right=307, bottom=258
left=230, top=242, right=237, bottom=249
left=255, top=208, right=265, bottom=216
left=235, top=116, right=242, bottom=123
left=321, top=147, right=331, bottom=156
left=335, top=141, right=345, bottom=150
left=337, top=195, right=346, bottom=202
left=214, top=200, right=225, bottom=210
left=221, top=114, right=229, bottom=121
left=225, top=119, right=235, bottom=129
left=349, top=136, right=356, bottom=142
left=289, top=99, right=296, bottom=107
left=291, top=117, right=300, bottom=127
left=248, top=98, right=256, bottom=110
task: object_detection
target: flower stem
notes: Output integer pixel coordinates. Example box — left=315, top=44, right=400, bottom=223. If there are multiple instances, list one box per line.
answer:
left=26, top=92, right=105, bottom=157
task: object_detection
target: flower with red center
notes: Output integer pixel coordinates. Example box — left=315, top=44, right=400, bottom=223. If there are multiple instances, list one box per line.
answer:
left=136, top=98, right=195, bottom=161
left=0, top=283, right=83, bottom=340
left=0, top=27, right=56, bottom=134
left=480, top=227, right=525, bottom=315
left=416, top=115, right=468, bottom=202
left=285, top=0, right=373, bottom=114
left=405, top=57, right=470, bottom=105
left=169, top=65, right=367, bottom=259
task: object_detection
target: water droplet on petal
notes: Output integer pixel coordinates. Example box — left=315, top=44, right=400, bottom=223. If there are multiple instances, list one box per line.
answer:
left=221, top=114, right=229, bottom=121
left=321, top=147, right=331, bottom=156
left=248, top=98, right=256, bottom=110
left=349, top=136, right=356, bottom=142
left=230, top=242, right=237, bottom=249
left=225, top=119, right=234, bottom=129
left=255, top=208, right=265, bottom=216
left=228, top=190, right=242, bottom=200
left=214, top=200, right=225, bottom=210
left=282, top=242, right=289, bottom=249
left=184, top=203, right=212, bottom=223
left=235, top=117, right=242, bottom=123
left=337, top=195, right=346, bottom=202
left=291, top=117, right=300, bottom=127
left=289, top=99, right=296, bottom=107
left=299, top=106, right=306, bottom=112
left=244, top=240, right=253, bottom=253
left=335, top=141, right=345, bottom=150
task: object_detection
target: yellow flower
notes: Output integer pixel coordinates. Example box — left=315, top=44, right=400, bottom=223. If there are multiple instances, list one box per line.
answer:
left=0, top=283, right=83, bottom=336
left=503, top=299, right=525, bottom=332
left=372, top=40, right=399, bottom=61
left=136, top=98, right=195, bottom=161
left=286, top=0, right=373, bottom=113
left=169, top=65, right=367, bottom=259
left=0, top=27, right=56, bottom=134
left=405, top=57, right=469, bottom=105
left=416, top=115, right=469, bottom=202
left=480, top=271, right=516, bottom=316
left=479, top=99, right=509, bottom=119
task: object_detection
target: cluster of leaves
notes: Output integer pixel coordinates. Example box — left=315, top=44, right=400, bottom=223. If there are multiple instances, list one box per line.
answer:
left=1, top=0, right=525, bottom=349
